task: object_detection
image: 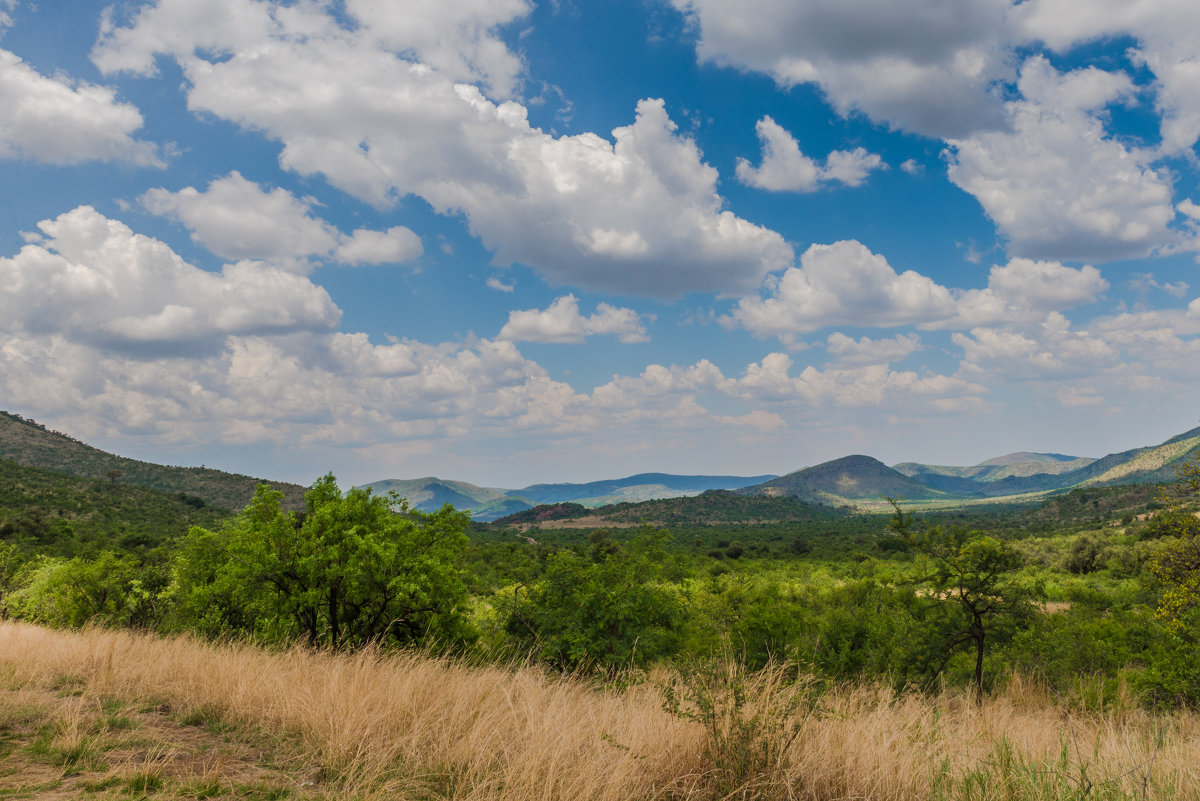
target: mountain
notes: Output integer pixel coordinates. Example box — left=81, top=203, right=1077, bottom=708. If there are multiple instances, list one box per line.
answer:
left=0, top=412, right=306, bottom=511
left=358, top=477, right=521, bottom=520
left=0, top=457, right=229, bottom=554
left=360, top=472, right=778, bottom=520
left=741, top=455, right=951, bottom=504
left=515, top=473, right=776, bottom=504
left=893, top=452, right=1095, bottom=489
left=896, top=427, right=1200, bottom=500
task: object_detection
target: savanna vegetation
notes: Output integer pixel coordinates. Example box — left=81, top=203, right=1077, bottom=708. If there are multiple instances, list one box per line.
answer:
left=4, top=438, right=1200, bottom=799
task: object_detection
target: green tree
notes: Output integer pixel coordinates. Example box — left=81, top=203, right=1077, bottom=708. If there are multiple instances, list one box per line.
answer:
left=889, top=499, right=1040, bottom=703
left=502, top=528, right=681, bottom=672
left=1148, top=451, right=1200, bottom=627
left=169, top=475, right=471, bottom=649
left=4, top=551, right=165, bottom=629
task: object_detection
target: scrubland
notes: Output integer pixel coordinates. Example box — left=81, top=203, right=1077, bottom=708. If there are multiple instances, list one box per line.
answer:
left=1, top=621, right=1197, bottom=801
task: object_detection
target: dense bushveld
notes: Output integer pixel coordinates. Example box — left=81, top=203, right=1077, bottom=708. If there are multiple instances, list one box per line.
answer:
left=3, top=454, right=1200, bottom=798
left=2, top=621, right=1199, bottom=801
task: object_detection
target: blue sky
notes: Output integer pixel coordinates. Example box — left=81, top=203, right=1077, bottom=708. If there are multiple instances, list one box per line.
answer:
left=3, top=0, right=1200, bottom=488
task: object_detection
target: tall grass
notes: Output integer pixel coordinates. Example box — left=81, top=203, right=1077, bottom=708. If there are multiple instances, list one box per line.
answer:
left=0, top=620, right=1196, bottom=800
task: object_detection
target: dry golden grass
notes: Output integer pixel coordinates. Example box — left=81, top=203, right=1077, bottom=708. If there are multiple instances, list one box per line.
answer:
left=0, top=620, right=1197, bottom=800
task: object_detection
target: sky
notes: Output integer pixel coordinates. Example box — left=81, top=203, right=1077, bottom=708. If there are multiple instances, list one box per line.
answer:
left=2, top=0, right=1200, bottom=489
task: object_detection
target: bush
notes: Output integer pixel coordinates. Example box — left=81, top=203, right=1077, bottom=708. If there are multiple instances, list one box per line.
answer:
left=501, top=528, right=681, bottom=672
left=660, top=657, right=820, bottom=800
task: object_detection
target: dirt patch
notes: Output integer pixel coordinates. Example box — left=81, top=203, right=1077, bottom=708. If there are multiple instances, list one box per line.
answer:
left=0, top=684, right=325, bottom=800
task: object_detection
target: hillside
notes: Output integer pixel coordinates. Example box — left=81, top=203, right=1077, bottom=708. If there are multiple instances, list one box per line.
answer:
left=0, top=457, right=229, bottom=554
left=742, top=455, right=950, bottom=504
left=492, top=489, right=844, bottom=527
left=0, top=412, right=306, bottom=511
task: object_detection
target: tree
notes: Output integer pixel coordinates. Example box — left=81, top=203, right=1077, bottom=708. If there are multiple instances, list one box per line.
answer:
left=502, top=528, right=681, bottom=672
left=888, top=499, right=1039, bottom=704
left=169, top=475, right=471, bottom=649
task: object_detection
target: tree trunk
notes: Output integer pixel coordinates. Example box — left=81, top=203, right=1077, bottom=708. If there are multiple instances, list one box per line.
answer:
left=974, top=630, right=985, bottom=707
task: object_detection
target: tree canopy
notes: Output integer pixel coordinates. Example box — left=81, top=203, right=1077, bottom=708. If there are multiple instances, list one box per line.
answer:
left=169, top=475, right=471, bottom=649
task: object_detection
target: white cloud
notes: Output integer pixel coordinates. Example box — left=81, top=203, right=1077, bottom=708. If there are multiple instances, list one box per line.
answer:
left=96, top=1, right=792, bottom=297
left=344, top=0, right=531, bottom=98
left=946, top=57, right=1177, bottom=262
left=900, top=158, right=923, bottom=175
left=936, top=258, right=1109, bottom=329
left=735, top=116, right=884, bottom=192
left=669, top=0, right=1013, bottom=139
left=498, top=294, right=651, bottom=344
left=1014, top=0, right=1200, bottom=155
left=0, top=206, right=339, bottom=355
left=333, top=227, right=423, bottom=265
left=486, top=276, right=515, bottom=293
left=826, top=332, right=922, bottom=365
left=727, top=240, right=956, bottom=338
left=590, top=352, right=983, bottom=418
left=734, top=352, right=986, bottom=409
left=953, top=312, right=1119, bottom=382
left=142, top=172, right=422, bottom=266
left=0, top=48, right=160, bottom=165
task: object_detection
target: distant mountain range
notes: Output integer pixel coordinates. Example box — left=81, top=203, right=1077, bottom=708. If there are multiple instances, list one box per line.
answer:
left=359, top=473, right=778, bottom=521
left=4, top=407, right=1197, bottom=522
left=736, top=426, right=1200, bottom=508
left=365, top=426, right=1200, bottom=518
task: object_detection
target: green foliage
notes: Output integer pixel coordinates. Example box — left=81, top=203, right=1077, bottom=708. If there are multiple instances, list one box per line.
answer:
left=0, top=457, right=228, bottom=559
left=1148, top=451, right=1200, bottom=630
left=501, top=528, right=681, bottom=672
left=892, top=499, right=1043, bottom=702
left=0, top=410, right=306, bottom=511
left=4, top=551, right=167, bottom=628
left=168, top=475, right=472, bottom=649
left=1061, top=532, right=1110, bottom=574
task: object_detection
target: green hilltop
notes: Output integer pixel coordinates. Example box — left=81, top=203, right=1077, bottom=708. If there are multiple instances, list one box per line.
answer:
left=0, top=412, right=306, bottom=511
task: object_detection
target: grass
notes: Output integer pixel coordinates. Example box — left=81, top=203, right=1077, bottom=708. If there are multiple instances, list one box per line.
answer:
left=0, top=621, right=1197, bottom=800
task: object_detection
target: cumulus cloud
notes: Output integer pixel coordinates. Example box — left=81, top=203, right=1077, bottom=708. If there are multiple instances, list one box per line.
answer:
left=734, top=352, right=986, bottom=409
left=826, top=332, right=922, bottom=365
left=1014, top=0, right=1200, bottom=155
left=0, top=206, right=339, bottom=356
left=669, top=0, right=1013, bottom=139
left=498, top=295, right=651, bottom=344
left=141, top=172, right=423, bottom=267
left=95, top=1, right=792, bottom=297
left=0, top=48, right=160, bottom=165
left=953, top=312, right=1119, bottom=382
left=946, top=56, right=1177, bottom=262
left=727, top=240, right=956, bottom=338
left=736, top=116, right=884, bottom=192
left=591, top=352, right=983, bottom=418
left=486, top=276, right=515, bottom=293
left=728, top=238, right=1111, bottom=342
left=332, top=227, right=424, bottom=265
left=936, top=258, right=1109, bottom=329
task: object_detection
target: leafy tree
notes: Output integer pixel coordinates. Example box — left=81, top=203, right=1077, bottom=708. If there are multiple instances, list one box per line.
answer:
left=888, top=499, right=1040, bottom=703
left=4, top=551, right=165, bottom=628
left=1148, top=451, right=1200, bottom=628
left=502, top=528, right=681, bottom=672
left=169, top=475, right=471, bottom=649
